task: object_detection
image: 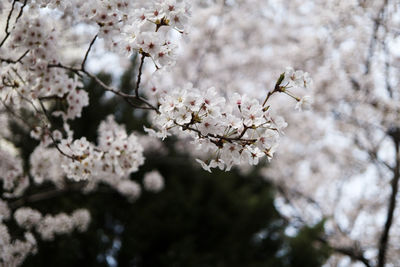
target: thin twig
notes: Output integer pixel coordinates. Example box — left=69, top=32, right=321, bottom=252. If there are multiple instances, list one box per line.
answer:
left=48, top=61, right=159, bottom=112
left=262, top=73, right=285, bottom=106
left=84, top=69, right=160, bottom=112
left=15, top=0, right=28, bottom=24
left=48, top=63, right=83, bottom=77
left=135, top=53, right=146, bottom=97
left=38, top=99, right=78, bottom=161
left=0, top=0, right=17, bottom=47
left=177, top=123, right=257, bottom=145
left=81, top=34, right=98, bottom=71
left=0, top=49, right=30, bottom=64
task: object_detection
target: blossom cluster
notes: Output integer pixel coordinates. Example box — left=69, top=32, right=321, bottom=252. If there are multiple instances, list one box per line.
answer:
left=29, top=146, right=65, bottom=187
left=0, top=224, right=37, bottom=267
left=282, top=67, right=312, bottom=90
left=1, top=0, right=191, bottom=128
left=148, top=80, right=302, bottom=172
left=0, top=11, right=89, bottom=121
left=56, top=116, right=144, bottom=182
left=29, top=116, right=145, bottom=200
left=0, top=146, right=29, bottom=198
left=24, top=0, right=191, bottom=68
left=281, top=67, right=313, bottom=111
left=14, top=207, right=91, bottom=240
left=115, top=0, right=191, bottom=67
left=147, top=67, right=312, bottom=171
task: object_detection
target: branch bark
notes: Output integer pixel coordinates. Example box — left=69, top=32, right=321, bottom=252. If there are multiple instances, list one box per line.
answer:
left=135, top=53, right=145, bottom=98
left=377, top=138, right=400, bottom=267
left=81, top=34, right=98, bottom=71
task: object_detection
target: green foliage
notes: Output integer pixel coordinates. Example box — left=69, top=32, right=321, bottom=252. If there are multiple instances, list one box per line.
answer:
left=286, top=220, right=331, bottom=267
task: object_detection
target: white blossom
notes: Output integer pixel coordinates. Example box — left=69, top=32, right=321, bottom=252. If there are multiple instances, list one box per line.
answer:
left=295, top=95, right=313, bottom=111
left=143, top=170, right=165, bottom=192
left=14, top=208, right=42, bottom=230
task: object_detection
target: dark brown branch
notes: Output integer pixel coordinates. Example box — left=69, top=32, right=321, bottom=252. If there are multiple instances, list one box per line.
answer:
left=48, top=62, right=83, bottom=77
left=0, top=49, right=29, bottom=64
left=178, top=123, right=257, bottom=145
left=262, top=72, right=285, bottom=106
left=81, top=34, right=98, bottom=71
left=377, top=138, right=400, bottom=267
left=16, top=49, right=29, bottom=62
left=4, top=1, right=16, bottom=34
left=15, top=0, right=28, bottom=24
left=0, top=0, right=27, bottom=48
left=83, top=69, right=160, bottom=113
left=123, top=96, right=154, bottom=110
left=0, top=0, right=17, bottom=47
left=135, top=53, right=146, bottom=97
left=38, top=99, right=79, bottom=161
left=262, top=89, right=278, bottom=107
left=318, top=237, right=372, bottom=267
left=48, top=61, right=159, bottom=113
left=0, top=57, right=16, bottom=64
left=38, top=95, right=65, bottom=101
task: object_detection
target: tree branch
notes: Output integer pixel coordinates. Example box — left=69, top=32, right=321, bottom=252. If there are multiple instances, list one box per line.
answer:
left=0, top=0, right=27, bottom=48
left=377, top=138, right=400, bottom=267
left=364, top=0, right=388, bottom=74
left=38, top=99, right=79, bottom=161
left=318, top=237, right=372, bottom=267
left=15, top=0, right=28, bottom=24
left=0, top=49, right=30, bottom=64
left=48, top=59, right=160, bottom=113
left=81, top=34, right=98, bottom=71
left=0, top=0, right=17, bottom=47
left=135, top=53, right=146, bottom=98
